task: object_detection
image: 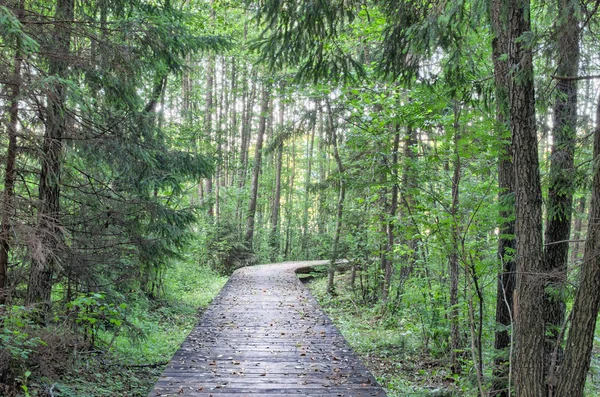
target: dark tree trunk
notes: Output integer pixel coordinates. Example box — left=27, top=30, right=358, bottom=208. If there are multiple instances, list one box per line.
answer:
left=449, top=101, right=461, bottom=375
left=0, top=0, right=24, bottom=305
left=326, top=99, right=344, bottom=295
left=28, top=0, right=74, bottom=309
left=508, top=0, right=546, bottom=395
left=543, top=0, right=580, bottom=381
left=490, top=0, right=516, bottom=394
left=381, top=123, right=400, bottom=301
left=245, top=83, right=270, bottom=246
left=554, top=94, right=600, bottom=397
left=284, top=140, right=296, bottom=258
left=397, top=126, right=418, bottom=294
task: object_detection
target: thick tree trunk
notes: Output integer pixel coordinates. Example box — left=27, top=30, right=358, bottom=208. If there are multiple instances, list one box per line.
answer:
left=0, top=0, right=24, bottom=304
left=27, top=0, right=74, bottom=309
left=245, top=83, right=270, bottom=246
left=543, top=0, right=580, bottom=379
left=554, top=94, right=600, bottom=397
left=490, top=0, right=516, bottom=394
left=508, top=0, right=546, bottom=395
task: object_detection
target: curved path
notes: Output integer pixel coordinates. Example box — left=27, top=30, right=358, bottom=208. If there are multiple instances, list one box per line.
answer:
left=148, top=261, right=387, bottom=397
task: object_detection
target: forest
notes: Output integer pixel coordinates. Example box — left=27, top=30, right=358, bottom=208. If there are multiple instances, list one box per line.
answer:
left=1, top=0, right=600, bottom=396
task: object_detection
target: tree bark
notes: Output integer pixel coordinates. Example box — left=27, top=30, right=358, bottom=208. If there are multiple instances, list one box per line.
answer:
left=543, top=0, right=580, bottom=379
left=381, top=123, right=400, bottom=301
left=302, top=112, right=316, bottom=259
left=205, top=53, right=215, bottom=218
left=270, top=94, right=285, bottom=261
left=490, top=0, right=516, bottom=394
left=569, top=196, right=586, bottom=265
left=326, top=99, right=345, bottom=295
left=449, top=100, right=462, bottom=375
left=397, top=125, right=418, bottom=294
left=245, top=82, right=270, bottom=246
left=554, top=94, right=600, bottom=397
left=27, top=0, right=74, bottom=309
left=508, top=0, right=546, bottom=395
left=0, top=0, right=25, bottom=305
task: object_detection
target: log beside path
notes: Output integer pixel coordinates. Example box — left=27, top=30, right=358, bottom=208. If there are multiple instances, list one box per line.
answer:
left=148, top=260, right=387, bottom=397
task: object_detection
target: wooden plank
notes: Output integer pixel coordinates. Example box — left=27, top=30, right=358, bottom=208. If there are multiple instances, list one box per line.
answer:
left=146, top=261, right=387, bottom=397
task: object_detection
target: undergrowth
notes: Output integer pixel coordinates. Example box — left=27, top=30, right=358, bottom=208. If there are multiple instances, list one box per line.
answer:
left=306, top=271, right=459, bottom=397
left=306, top=270, right=600, bottom=397
left=1, top=260, right=227, bottom=397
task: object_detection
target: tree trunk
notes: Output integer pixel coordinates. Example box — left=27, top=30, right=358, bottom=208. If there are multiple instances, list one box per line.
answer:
left=449, top=101, right=462, bottom=375
left=490, top=0, right=516, bottom=394
left=270, top=95, right=285, bottom=261
left=543, top=0, right=580, bottom=379
left=284, top=140, right=296, bottom=258
left=0, top=0, right=24, bottom=305
left=326, top=99, right=344, bottom=295
left=508, top=0, right=546, bottom=395
left=245, top=83, right=270, bottom=246
left=27, top=0, right=74, bottom=309
left=205, top=53, right=215, bottom=218
left=302, top=114, right=316, bottom=259
left=397, top=125, right=418, bottom=294
left=554, top=94, right=600, bottom=397
left=569, top=196, right=586, bottom=265
left=382, top=123, right=400, bottom=301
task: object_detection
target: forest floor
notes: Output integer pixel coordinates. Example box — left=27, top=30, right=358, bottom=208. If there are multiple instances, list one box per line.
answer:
left=305, top=267, right=600, bottom=397
left=11, top=262, right=226, bottom=397
left=304, top=269, right=458, bottom=397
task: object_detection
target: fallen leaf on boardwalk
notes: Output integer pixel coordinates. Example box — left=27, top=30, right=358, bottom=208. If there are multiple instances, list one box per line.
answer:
left=260, top=373, right=267, bottom=376
left=178, top=387, right=184, bottom=394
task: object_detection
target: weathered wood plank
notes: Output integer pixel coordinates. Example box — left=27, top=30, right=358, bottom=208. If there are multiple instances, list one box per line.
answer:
left=147, top=261, right=387, bottom=397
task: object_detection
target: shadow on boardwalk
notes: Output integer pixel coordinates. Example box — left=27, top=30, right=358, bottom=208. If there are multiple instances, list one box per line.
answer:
left=148, top=261, right=387, bottom=397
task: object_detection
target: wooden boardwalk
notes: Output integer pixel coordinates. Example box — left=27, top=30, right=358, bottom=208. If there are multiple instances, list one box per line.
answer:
left=148, top=261, right=387, bottom=397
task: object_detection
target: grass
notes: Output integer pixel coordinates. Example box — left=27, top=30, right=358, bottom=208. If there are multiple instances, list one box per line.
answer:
left=22, top=261, right=227, bottom=397
left=306, top=271, right=459, bottom=397
left=306, top=271, right=600, bottom=397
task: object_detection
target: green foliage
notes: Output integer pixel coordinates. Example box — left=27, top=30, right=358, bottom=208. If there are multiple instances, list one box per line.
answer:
left=0, top=6, right=39, bottom=53
left=0, top=306, right=46, bottom=368
left=205, top=222, right=257, bottom=275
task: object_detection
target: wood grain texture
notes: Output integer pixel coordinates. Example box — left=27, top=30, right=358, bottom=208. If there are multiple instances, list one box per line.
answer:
left=147, top=261, right=387, bottom=397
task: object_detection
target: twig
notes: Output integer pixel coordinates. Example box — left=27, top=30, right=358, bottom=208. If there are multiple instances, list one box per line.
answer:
left=552, top=74, right=600, bottom=81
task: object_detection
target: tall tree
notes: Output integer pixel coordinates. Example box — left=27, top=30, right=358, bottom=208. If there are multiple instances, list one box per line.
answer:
left=508, top=0, right=546, bottom=395
left=27, top=0, right=74, bottom=309
left=325, top=98, right=345, bottom=295
left=245, top=82, right=270, bottom=246
left=542, top=0, right=580, bottom=375
left=554, top=94, right=600, bottom=397
left=490, top=0, right=516, bottom=394
left=0, top=0, right=25, bottom=305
